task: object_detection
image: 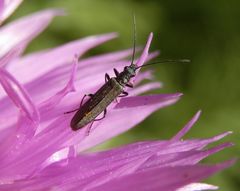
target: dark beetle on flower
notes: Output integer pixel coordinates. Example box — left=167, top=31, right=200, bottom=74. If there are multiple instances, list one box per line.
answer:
left=68, top=37, right=147, bottom=131
left=67, top=36, right=188, bottom=132
left=67, top=18, right=189, bottom=132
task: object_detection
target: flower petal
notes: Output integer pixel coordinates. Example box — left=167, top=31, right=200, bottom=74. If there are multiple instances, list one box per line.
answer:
left=136, top=33, right=153, bottom=67
left=0, top=120, right=233, bottom=190
left=38, top=55, right=78, bottom=113
left=0, top=69, right=39, bottom=159
left=0, top=0, right=23, bottom=24
left=87, top=160, right=234, bottom=191
left=80, top=48, right=139, bottom=66
left=177, top=183, right=218, bottom=191
left=0, top=9, right=63, bottom=65
left=172, top=111, right=202, bottom=141
left=137, top=142, right=233, bottom=170
left=0, top=68, right=39, bottom=125
left=129, top=82, right=162, bottom=96
left=7, top=33, right=117, bottom=84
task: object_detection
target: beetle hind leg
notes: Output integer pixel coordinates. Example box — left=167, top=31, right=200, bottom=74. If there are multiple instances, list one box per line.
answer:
left=86, top=109, right=107, bottom=135
left=94, top=109, right=107, bottom=121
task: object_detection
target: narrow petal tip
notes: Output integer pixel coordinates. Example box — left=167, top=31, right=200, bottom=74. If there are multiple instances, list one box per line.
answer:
left=171, top=110, right=202, bottom=141
left=217, top=159, right=236, bottom=169
left=214, top=131, right=233, bottom=140
left=174, top=92, right=183, bottom=97
left=135, top=33, right=154, bottom=68
left=177, top=183, right=219, bottom=191
left=149, top=32, right=153, bottom=39
left=168, top=92, right=183, bottom=100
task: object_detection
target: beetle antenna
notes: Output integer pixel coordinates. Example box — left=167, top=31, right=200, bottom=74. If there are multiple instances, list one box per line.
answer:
left=136, top=59, right=190, bottom=69
left=130, top=13, right=137, bottom=66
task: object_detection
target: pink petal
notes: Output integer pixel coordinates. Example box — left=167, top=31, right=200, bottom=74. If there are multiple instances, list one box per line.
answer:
left=0, top=0, right=23, bottom=24
left=134, top=70, right=154, bottom=84
left=0, top=1, right=3, bottom=15
left=129, top=82, right=162, bottom=96
left=0, top=68, right=39, bottom=125
left=0, top=69, right=39, bottom=161
left=0, top=43, right=23, bottom=67
left=79, top=48, right=140, bottom=66
left=0, top=126, right=233, bottom=190
left=136, top=33, right=153, bottom=67
left=0, top=9, right=63, bottom=66
left=87, top=160, right=234, bottom=191
left=38, top=55, right=78, bottom=113
left=7, top=33, right=117, bottom=84
left=172, top=111, right=202, bottom=141
left=128, top=33, right=153, bottom=85
left=177, top=183, right=218, bottom=191
left=137, top=142, right=233, bottom=170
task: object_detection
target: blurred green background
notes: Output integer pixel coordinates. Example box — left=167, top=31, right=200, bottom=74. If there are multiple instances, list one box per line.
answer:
left=10, top=0, right=239, bottom=190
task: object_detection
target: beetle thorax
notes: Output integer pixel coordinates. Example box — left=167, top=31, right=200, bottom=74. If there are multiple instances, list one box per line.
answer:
left=116, top=65, right=137, bottom=86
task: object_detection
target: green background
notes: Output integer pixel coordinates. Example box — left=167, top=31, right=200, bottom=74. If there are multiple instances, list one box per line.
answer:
left=10, top=1, right=239, bottom=190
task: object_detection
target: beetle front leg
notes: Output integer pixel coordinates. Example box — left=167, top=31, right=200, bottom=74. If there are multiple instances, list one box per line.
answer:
left=118, top=91, right=128, bottom=97
left=64, top=108, right=79, bottom=114
left=105, top=73, right=110, bottom=83
left=113, top=68, right=120, bottom=77
left=64, top=94, right=93, bottom=114
left=126, top=82, right=133, bottom=88
left=80, top=94, right=93, bottom=107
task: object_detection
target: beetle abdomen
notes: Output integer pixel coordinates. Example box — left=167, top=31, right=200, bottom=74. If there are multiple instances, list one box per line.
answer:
left=71, top=78, right=123, bottom=130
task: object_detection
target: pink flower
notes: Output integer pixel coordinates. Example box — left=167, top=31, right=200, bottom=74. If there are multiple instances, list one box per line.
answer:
left=0, top=2, right=234, bottom=190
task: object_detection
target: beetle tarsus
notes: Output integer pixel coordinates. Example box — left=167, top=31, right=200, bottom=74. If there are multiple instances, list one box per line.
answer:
left=64, top=108, right=79, bottom=114
left=80, top=94, right=93, bottom=107
left=126, top=83, right=133, bottom=88
left=105, top=73, right=110, bottom=82
left=114, top=68, right=120, bottom=77
left=119, top=91, right=128, bottom=97
left=95, top=109, right=107, bottom=121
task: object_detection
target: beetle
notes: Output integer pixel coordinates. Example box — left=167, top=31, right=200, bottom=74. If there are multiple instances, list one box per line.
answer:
left=67, top=42, right=189, bottom=131
left=67, top=15, right=142, bottom=131
left=67, top=17, right=189, bottom=132
left=70, top=61, right=139, bottom=131
left=69, top=25, right=144, bottom=130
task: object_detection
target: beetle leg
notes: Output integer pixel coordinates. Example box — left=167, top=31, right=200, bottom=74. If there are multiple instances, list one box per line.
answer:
left=95, top=109, right=107, bottom=121
left=64, top=108, right=79, bottom=114
left=126, top=82, right=133, bottom=88
left=86, top=121, right=94, bottom=136
left=113, top=68, right=120, bottom=77
left=79, top=94, right=87, bottom=107
left=86, top=109, right=107, bottom=135
left=64, top=94, right=93, bottom=114
left=80, top=94, right=93, bottom=107
left=105, top=73, right=110, bottom=82
left=118, top=91, right=128, bottom=97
